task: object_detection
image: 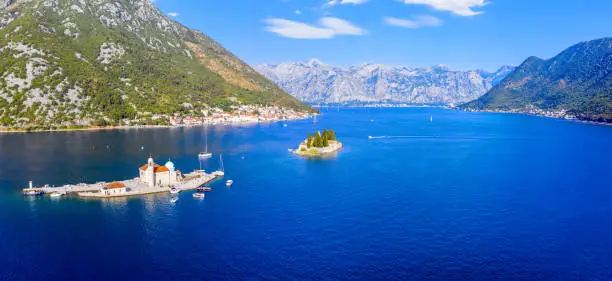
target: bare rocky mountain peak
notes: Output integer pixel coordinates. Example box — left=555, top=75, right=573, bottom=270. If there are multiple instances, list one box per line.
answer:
left=254, top=60, right=515, bottom=105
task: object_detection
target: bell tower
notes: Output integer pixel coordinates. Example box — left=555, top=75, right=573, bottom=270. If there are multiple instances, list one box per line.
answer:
left=146, top=155, right=155, bottom=187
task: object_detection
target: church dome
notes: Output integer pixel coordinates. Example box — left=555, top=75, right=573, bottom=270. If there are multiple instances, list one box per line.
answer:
left=165, top=160, right=175, bottom=170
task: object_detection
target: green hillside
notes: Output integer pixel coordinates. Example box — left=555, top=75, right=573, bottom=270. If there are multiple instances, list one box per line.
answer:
left=0, top=0, right=312, bottom=128
left=461, top=37, right=612, bottom=122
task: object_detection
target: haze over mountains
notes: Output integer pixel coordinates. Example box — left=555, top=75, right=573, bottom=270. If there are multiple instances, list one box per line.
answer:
left=0, top=0, right=309, bottom=128
left=463, top=37, right=612, bottom=122
left=254, top=60, right=514, bottom=106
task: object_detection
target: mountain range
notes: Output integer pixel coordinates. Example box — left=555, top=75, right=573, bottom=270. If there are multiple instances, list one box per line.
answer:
left=0, top=0, right=310, bottom=128
left=462, top=37, right=612, bottom=122
left=254, top=60, right=514, bottom=106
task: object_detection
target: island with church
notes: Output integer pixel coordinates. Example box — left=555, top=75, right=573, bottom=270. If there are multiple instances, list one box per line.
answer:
left=294, top=129, right=343, bottom=157
left=22, top=156, right=224, bottom=198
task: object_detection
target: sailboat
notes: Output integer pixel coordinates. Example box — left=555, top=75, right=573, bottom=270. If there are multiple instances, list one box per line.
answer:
left=213, top=153, right=226, bottom=177
left=198, top=126, right=212, bottom=159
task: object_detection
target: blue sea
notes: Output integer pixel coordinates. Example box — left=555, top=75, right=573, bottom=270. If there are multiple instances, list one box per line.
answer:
left=1, top=108, right=611, bottom=280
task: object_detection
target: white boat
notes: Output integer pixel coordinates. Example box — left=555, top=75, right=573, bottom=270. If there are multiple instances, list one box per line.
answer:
left=430, top=115, right=433, bottom=122
left=199, top=126, right=213, bottom=159
left=226, top=180, right=234, bottom=187
left=170, top=197, right=179, bottom=203
left=50, top=192, right=63, bottom=198
left=197, top=187, right=212, bottom=192
left=170, top=188, right=180, bottom=194
left=193, top=192, right=206, bottom=199
left=198, top=152, right=212, bottom=159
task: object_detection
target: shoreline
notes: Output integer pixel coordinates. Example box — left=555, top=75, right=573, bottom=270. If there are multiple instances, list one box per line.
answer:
left=0, top=116, right=314, bottom=134
left=459, top=109, right=612, bottom=127
left=294, top=141, right=343, bottom=157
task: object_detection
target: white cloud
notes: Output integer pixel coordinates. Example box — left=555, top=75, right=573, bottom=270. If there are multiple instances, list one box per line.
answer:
left=327, top=0, right=370, bottom=7
left=399, top=0, right=487, bottom=16
left=265, top=17, right=366, bottom=39
left=320, top=17, right=365, bottom=35
left=168, top=12, right=179, bottom=17
left=384, top=15, right=443, bottom=28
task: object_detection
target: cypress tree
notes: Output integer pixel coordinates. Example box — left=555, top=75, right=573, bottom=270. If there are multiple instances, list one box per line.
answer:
left=307, top=133, right=312, bottom=148
left=313, top=132, right=321, bottom=148
left=328, top=130, right=336, bottom=140
left=322, top=135, right=329, bottom=147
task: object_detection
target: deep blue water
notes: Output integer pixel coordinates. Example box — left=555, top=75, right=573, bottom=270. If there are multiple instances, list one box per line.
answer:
left=1, top=108, right=612, bottom=280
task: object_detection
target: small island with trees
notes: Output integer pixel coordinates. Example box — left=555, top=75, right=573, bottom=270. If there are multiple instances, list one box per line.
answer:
left=294, top=129, right=343, bottom=157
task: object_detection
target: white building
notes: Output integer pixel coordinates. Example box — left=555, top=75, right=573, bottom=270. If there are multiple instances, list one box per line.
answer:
left=139, top=157, right=182, bottom=187
left=102, top=182, right=128, bottom=196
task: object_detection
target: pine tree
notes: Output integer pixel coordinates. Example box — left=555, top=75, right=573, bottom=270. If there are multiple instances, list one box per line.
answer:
left=322, top=135, right=329, bottom=147
left=323, top=129, right=329, bottom=140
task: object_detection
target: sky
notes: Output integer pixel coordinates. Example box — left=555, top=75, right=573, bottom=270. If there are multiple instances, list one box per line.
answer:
left=153, top=0, right=612, bottom=71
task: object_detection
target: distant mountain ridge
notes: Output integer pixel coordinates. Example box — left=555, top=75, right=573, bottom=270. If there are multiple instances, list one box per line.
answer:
left=254, top=60, right=514, bottom=105
left=462, top=37, right=612, bottom=122
left=0, top=0, right=310, bottom=128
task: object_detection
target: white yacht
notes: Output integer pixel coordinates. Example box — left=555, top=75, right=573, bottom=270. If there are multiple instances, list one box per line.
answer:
left=198, top=152, right=212, bottom=159
left=193, top=192, right=205, bottom=199
left=49, top=192, right=63, bottom=198
left=226, top=180, right=234, bottom=187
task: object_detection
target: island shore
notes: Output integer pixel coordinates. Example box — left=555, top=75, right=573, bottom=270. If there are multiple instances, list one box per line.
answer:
left=294, top=140, right=343, bottom=157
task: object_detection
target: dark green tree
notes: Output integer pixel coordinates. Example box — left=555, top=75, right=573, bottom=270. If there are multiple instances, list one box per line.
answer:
left=322, top=135, right=329, bottom=147
left=313, top=132, right=321, bottom=147
left=328, top=130, right=336, bottom=140
left=307, top=133, right=312, bottom=148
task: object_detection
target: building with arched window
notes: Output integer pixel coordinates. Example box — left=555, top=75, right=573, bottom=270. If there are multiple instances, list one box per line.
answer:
left=138, top=157, right=182, bottom=187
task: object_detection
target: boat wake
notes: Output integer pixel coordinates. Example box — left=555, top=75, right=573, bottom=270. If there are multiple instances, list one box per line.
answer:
left=368, top=135, right=490, bottom=140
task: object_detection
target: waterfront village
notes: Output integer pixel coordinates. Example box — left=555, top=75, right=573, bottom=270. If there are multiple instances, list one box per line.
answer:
left=463, top=105, right=578, bottom=120
left=124, top=105, right=312, bottom=127
left=22, top=156, right=224, bottom=199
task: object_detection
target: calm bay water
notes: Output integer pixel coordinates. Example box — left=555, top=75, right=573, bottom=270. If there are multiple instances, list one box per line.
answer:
left=1, top=108, right=611, bottom=280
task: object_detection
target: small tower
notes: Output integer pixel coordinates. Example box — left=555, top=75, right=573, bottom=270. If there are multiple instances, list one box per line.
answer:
left=146, top=155, right=155, bottom=187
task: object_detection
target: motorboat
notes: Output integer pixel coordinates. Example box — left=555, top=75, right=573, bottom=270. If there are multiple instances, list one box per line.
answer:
left=197, top=187, right=212, bottom=192
left=170, top=197, right=179, bottom=203
left=23, top=189, right=44, bottom=196
left=198, top=152, right=212, bottom=159
left=170, top=188, right=180, bottom=194
left=193, top=192, right=206, bottom=199
left=226, top=180, right=234, bottom=187
left=49, top=192, right=63, bottom=198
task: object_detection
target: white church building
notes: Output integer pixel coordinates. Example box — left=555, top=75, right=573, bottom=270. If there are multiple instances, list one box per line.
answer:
left=139, top=157, right=182, bottom=187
